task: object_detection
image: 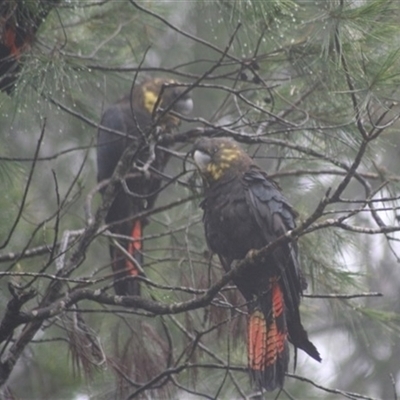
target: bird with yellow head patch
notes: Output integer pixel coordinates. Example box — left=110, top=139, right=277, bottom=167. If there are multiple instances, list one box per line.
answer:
left=192, top=137, right=321, bottom=391
left=97, top=77, right=193, bottom=296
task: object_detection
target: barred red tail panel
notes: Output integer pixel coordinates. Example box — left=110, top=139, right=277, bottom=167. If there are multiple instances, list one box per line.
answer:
left=248, top=310, right=267, bottom=370
left=247, top=280, right=288, bottom=391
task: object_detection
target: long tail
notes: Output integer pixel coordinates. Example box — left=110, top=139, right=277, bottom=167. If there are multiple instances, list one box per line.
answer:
left=111, top=220, right=143, bottom=296
left=247, top=279, right=289, bottom=391
left=287, top=317, right=321, bottom=363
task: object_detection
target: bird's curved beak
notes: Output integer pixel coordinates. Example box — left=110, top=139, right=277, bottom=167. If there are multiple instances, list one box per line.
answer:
left=175, top=97, right=194, bottom=115
left=193, top=149, right=211, bottom=172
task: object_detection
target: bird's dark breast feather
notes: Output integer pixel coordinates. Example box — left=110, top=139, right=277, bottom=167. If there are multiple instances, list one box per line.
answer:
left=202, top=174, right=276, bottom=305
left=203, top=177, right=264, bottom=261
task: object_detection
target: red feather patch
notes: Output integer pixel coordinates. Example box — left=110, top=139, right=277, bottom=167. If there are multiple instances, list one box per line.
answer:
left=126, top=220, right=142, bottom=276
left=247, top=279, right=287, bottom=376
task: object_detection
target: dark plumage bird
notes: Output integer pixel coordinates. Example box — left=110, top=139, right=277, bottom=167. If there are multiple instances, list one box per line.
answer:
left=97, top=77, right=193, bottom=296
left=192, top=137, right=321, bottom=391
left=0, top=1, right=60, bottom=94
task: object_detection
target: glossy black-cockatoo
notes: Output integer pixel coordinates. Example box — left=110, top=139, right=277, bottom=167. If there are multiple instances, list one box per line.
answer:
left=0, top=1, right=60, bottom=94
left=97, top=78, right=193, bottom=296
left=192, top=137, right=321, bottom=391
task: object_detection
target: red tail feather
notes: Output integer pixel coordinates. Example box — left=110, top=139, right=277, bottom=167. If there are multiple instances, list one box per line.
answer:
left=4, top=27, right=20, bottom=58
left=247, top=280, right=289, bottom=391
left=126, top=220, right=142, bottom=277
left=111, top=220, right=143, bottom=296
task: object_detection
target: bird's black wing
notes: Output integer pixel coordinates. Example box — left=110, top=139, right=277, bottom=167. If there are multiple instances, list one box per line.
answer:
left=243, top=167, right=321, bottom=361
left=97, top=99, right=146, bottom=184
left=243, top=167, right=303, bottom=309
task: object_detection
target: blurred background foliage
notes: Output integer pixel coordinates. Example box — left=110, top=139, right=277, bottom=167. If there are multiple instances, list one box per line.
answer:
left=1, top=0, right=400, bottom=398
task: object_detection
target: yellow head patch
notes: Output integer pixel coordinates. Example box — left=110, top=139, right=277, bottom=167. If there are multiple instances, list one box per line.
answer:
left=141, top=78, right=177, bottom=113
left=205, top=147, right=241, bottom=181
left=143, top=89, right=159, bottom=114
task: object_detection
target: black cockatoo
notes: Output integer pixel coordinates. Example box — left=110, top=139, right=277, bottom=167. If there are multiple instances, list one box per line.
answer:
left=0, top=1, right=60, bottom=93
left=97, top=77, right=193, bottom=296
left=192, top=137, right=320, bottom=391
